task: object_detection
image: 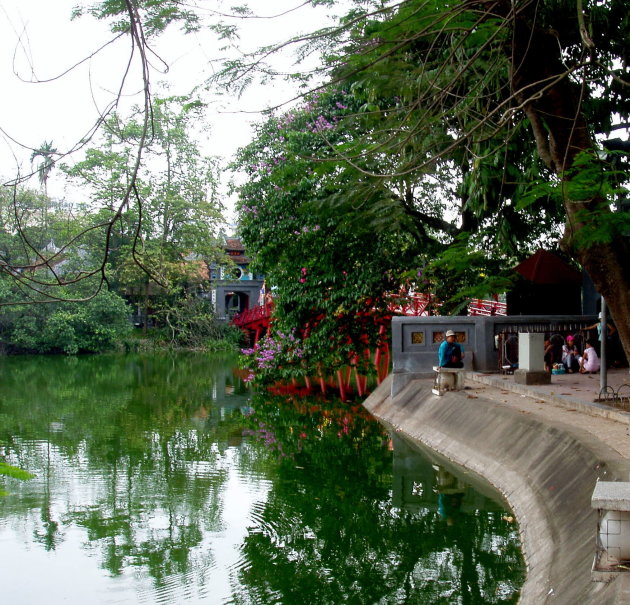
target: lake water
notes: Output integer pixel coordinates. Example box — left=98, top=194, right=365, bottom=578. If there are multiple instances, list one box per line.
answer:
left=0, top=353, right=524, bottom=604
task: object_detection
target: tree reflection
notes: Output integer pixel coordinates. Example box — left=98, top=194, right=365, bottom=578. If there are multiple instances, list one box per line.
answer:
left=0, top=353, right=248, bottom=588
left=0, top=355, right=523, bottom=603
left=237, top=393, right=524, bottom=604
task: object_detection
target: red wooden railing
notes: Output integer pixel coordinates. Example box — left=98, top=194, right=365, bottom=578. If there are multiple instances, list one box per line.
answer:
left=384, top=292, right=439, bottom=316
left=231, top=301, right=274, bottom=327
left=467, top=298, right=507, bottom=317
left=232, top=294, right=505, bottom=329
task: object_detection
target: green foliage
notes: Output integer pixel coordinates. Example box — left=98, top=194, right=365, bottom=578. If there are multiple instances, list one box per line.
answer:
left=30, top=140, right=57, bottom=194
left=72, top=0, right=201, bottom=36
left=0, top=461, right=35, bottom=481
left=0, top=282, right=133, bottom=355
left=0, top=461, right=35, bottom=496
left=416, top=235, right=515, bottom=314
left=234, top=90, right=427, bottom=378
left=153, top=294, right=243, bottom=351
left=515, top=150, right=630, bottom=249
left=62, top=96, right=224, bottom=288
left=57, top=96, right=230, bottom=336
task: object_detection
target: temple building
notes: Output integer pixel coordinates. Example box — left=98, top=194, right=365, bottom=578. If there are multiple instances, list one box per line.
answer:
left=209, top=237, right=265, bottom=320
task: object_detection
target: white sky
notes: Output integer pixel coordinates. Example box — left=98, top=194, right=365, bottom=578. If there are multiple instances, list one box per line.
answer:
left=0, top=0, right=338, bottom=223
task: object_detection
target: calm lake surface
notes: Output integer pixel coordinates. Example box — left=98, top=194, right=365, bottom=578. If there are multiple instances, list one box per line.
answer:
left=0, top=353, right=524, bottom=604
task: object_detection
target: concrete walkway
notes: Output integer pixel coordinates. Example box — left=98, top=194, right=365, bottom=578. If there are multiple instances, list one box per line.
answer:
left=469, top=369, right=630, bottom=460
left=363, top=369, right=630, bottom=605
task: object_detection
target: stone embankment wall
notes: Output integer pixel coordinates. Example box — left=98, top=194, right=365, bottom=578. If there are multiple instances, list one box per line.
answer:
left=363, top=376, right=630, bottom=604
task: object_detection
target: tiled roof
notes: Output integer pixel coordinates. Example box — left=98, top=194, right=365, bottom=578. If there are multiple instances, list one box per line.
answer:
left=225, top=237, right=245, bottom=251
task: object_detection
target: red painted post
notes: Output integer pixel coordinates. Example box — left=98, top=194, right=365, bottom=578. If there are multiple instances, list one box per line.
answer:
left=317, top=365, right=327, bottom=395
left=374, top=346, right=382, bottom=384
left=337, top=370, right=347, bottom=401
left=354, top=367, right=365, bottom=397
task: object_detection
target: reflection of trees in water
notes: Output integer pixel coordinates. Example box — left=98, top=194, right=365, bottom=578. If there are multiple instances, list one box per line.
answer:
left=0, top=353, right=249, bottom=586
left=236, top=394, right=524, bottom=604
left=1, top=356, right=523, bottom=603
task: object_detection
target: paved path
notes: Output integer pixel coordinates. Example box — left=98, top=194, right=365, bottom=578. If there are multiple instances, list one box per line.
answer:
left=469, top=369, right=630, bottom=458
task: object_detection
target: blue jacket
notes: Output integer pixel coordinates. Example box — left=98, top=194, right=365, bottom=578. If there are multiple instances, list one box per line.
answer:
left=438, top=340, right=464, bottom=367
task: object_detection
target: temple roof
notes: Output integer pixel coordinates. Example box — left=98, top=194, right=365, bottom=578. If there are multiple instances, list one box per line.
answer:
left=225, top=237, right=245, bottom=252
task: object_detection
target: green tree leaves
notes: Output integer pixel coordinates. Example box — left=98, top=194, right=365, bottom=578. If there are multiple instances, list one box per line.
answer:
left=1, top=285, right=132, bottom=355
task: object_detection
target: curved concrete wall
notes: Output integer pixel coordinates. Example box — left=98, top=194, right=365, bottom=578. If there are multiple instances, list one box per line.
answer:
left=363, top=376, right=630, bottom=604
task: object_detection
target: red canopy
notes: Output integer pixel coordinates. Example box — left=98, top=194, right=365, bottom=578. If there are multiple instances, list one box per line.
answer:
left=514, top=249, right=582, bottom=285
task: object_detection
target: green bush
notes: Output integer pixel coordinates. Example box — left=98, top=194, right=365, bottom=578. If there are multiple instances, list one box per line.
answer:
left=2, top=289, right=133, bottom=355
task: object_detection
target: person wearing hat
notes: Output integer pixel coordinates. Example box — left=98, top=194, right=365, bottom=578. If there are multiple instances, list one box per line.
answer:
left=585, top=312, right=623, bottom=368
left=438, top=330, right=465, bottom=368
left=585, top=312, right=617, bottom=344
left=562, top=335, right=579, bottom=373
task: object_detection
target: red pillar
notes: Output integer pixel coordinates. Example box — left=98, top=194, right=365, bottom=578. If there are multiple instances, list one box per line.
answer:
left=337, top=370, right=347, bottom=401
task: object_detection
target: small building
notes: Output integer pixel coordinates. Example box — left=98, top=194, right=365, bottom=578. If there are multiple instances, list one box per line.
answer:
left=209, top=237, right=265, bottom=320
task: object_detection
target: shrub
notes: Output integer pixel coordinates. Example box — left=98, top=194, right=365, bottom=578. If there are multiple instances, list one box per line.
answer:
left=1, top=289, right=132, bottom=355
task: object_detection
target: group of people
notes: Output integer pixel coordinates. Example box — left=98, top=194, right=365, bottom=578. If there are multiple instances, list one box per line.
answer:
left=545, top=335, right=600, bottom=374
left=438, top=319, right=622, bottom=375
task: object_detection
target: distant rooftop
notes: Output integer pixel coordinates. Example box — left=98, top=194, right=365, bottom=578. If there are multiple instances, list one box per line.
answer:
left=225, top=237, right=245, bottom=251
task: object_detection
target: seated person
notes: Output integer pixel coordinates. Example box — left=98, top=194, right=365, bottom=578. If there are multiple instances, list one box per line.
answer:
left=562, top=335, right=579, bottom=373
left=438, top=330, right=465, bottom=368
left=544, top=339, right=554, bottom=372
left=579, top=339, right=601, bottom=374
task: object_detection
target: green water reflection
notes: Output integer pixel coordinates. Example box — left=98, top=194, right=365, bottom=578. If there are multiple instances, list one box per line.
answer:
left=0, top=353, right=524, bottom=604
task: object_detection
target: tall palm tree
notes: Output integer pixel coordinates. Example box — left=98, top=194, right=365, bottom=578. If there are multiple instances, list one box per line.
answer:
left=30, top=140, right=57, bottom=196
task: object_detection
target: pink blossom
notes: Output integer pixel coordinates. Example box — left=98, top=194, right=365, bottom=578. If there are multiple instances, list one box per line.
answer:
left=310, top=115, right=334, bottom=132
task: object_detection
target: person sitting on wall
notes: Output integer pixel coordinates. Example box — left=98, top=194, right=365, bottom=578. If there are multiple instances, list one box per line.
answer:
left=438, top=330, right=465, bottom=368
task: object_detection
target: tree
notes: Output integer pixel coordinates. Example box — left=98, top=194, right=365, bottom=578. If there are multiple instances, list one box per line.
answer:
left=233, top=91, right=429, bottom=377
left=30, top=140, right=57, bottom=197
left=0, top=273, right=133, bottom=355
left=216, top=0, right=630, bottom=359
left=340, top=0, right=630, bottom=357
left=25, top=1, right=630, bottom=358
left=62, top=96, right=225, bottom=295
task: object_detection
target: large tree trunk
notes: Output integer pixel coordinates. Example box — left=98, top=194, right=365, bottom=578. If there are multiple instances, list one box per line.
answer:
left=510, top=12, right=630, bottom=363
